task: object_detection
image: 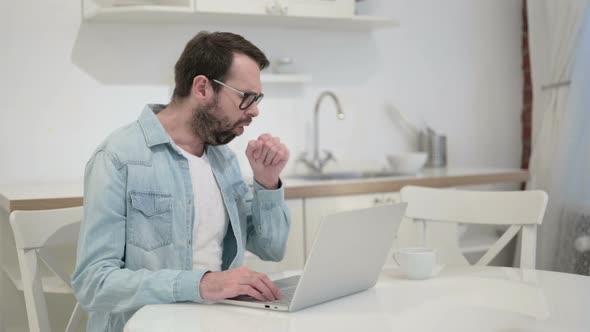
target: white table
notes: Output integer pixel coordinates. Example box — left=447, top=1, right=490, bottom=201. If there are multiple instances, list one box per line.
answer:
left=125, top=266, right=590, bottom=332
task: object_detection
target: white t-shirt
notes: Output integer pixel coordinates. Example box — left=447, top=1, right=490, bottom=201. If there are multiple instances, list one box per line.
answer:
left=179, top=148, right=229, bottom=272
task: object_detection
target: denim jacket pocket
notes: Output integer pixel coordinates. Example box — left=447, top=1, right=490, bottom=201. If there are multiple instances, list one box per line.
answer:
left=128, top=191, right=173, bottom=251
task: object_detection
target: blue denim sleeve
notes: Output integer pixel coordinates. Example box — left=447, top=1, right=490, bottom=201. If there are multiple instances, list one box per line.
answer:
left=72, top=150, right=207, bottom=313
left=245, top=179, right=291, bottom=261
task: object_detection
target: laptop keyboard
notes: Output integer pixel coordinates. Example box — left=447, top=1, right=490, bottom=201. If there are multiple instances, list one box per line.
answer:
left=267, top=285, right=296, bottom=306
left=230, top=275, right=300, bottom=306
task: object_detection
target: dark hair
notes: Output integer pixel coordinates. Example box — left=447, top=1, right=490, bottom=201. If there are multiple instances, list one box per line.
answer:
left=172, top=31, right=269, bottom=102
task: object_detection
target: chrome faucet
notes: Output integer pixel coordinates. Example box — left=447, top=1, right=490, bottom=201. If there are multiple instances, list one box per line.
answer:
left=298, top=91, right=345, bottom=174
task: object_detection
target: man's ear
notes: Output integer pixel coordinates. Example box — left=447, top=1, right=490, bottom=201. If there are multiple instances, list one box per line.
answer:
left=192, top=75, right=211, bottom=100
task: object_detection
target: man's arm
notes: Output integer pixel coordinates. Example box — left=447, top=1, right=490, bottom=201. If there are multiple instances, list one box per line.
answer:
left=245, top=180, right=290, bottom=261
left=243, top=134, right=291, bottom=261
left=72, top=150, right=206, bottom=313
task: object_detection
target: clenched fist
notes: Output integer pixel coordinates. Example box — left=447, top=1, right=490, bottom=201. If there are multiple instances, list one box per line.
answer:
left=246, top=133, right=289, bottom=189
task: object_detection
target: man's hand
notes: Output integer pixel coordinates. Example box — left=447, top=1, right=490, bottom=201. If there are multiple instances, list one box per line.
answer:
left=246, top=133, right=290, bottom=189
left=199, top=266, right=281, bottom=302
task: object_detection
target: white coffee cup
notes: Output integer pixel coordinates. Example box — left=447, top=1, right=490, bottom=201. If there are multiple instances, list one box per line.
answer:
left=394, top=247, right=436, bottom=280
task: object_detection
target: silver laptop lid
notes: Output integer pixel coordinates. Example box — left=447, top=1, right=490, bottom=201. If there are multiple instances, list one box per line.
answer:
left=290, top=203, right=406, bottom=311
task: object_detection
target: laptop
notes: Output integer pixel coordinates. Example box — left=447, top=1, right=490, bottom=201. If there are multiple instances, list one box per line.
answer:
left=220, top=203, right=407, bottom=312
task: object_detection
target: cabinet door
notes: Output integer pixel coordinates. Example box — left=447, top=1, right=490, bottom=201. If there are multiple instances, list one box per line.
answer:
left=304, top=192, right=400, bottom=257
left=244, top=199, right=305, bottom=274
left=286, top=0, right=354, bottom=17
left=195, top=0, right=272, bottom=15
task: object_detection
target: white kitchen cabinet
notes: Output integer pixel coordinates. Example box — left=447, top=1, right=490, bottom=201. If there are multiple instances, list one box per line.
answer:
left=82, top=0, right=397, bottom=30
left=244, top=199, right=305, bottom=273
left=196, top=0, right=354, bottom=17
left=303, top=192, right=400, bottom=257
left=195, top=0, right=272, bottom=15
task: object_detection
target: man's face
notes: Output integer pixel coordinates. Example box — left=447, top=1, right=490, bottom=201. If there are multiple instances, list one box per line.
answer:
left=191, top=53, right=262, bottom=145
left=190, top=95, right=252, bottom=145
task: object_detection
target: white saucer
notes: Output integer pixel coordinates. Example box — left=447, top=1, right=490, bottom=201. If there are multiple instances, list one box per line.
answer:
left=388, top=264, right=445, bottom=280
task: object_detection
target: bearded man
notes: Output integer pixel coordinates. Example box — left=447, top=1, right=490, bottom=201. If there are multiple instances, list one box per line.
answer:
left=72, top=31, right=290, bottom=332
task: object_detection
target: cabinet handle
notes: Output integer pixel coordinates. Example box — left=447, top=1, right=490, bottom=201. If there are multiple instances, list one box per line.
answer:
left=266, top=1, right=278, bottom=14
left=373, top=198, right=383, bottom=205
left=279, top=1, right=288, bottom=14
left=266, top=0, right=287, bottom=15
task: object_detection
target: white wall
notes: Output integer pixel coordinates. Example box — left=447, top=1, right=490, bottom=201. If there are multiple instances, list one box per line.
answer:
left=0, top=0, right=522, bottom=185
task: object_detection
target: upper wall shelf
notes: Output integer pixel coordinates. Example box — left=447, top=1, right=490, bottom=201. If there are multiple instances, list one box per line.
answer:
left=261, top=74, right=311, bottom=84
left=82, top=5, right=398, bottom=31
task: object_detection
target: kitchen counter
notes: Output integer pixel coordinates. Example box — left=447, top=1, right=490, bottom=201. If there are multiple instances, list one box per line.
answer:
left=283, top=167, right=528, bottom=198
left=0, top=182, right=83, bottom=213
left=0, top=168, right=528, bottom=213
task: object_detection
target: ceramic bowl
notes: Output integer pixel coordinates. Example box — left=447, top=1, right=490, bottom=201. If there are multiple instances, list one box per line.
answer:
left=387, top=152, right=428, bottom=174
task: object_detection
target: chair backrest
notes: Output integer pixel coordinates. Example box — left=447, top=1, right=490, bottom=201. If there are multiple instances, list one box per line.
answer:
left=9, top=206, right=84, bottom=332
left=400, top=186, right=548, bottom=269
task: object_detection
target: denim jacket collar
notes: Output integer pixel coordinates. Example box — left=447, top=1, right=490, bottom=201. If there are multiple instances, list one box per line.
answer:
left=138, top=104, right=172, bottom=148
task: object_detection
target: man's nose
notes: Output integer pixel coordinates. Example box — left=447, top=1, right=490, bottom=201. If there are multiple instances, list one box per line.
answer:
left=245, top=104, right=259, bottom=118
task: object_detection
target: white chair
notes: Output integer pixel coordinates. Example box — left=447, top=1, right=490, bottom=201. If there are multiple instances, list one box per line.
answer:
left=399, top=186, right=548, bottom=269
left=9, top=206, right=85, bottom=332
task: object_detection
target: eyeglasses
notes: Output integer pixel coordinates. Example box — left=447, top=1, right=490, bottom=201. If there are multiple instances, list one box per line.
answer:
left=212, top=79, right=264, bottom=110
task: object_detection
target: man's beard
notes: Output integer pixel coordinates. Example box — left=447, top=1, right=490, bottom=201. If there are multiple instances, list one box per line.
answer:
left=190, top=97, right=250, bottom=145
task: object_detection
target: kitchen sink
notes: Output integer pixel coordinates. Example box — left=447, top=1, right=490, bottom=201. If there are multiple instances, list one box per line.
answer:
left=287, top=171, right=404, bottom=181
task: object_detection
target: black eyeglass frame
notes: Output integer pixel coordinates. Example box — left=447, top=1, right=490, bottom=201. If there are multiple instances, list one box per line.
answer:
left=212, top=79, right=264, bottom=110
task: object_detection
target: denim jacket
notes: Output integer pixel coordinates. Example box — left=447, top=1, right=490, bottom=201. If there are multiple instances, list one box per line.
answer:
left=72, top=105, right=290, bottom=332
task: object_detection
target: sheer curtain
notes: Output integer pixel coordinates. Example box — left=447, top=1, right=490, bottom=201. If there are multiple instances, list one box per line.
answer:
left=553, top=13, right=590, bottom=274
left=526, top=0, right=590, bottom=272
